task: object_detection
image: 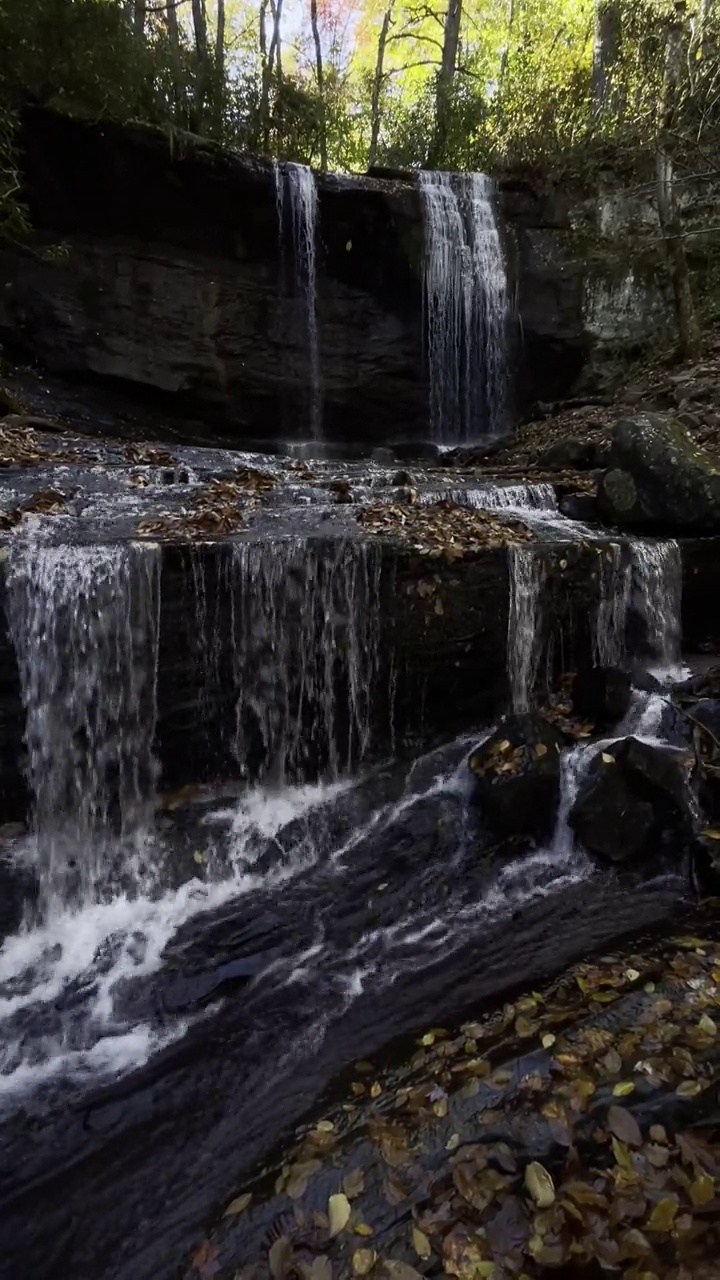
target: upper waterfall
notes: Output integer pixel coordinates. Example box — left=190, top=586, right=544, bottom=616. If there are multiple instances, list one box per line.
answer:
left=420, top=171, right=509, bottom=443
left=274, top=161, right=322, bottom=438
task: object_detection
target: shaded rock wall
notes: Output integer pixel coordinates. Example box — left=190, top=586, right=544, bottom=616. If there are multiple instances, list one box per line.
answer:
left=0, top=109, right=637, bottom=446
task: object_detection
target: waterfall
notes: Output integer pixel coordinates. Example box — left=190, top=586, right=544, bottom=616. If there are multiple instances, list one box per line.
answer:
left=231, top=539, right=380, bottom=783
left=418, top=483, right=557, bottom=511
left=420, top=171, right=509, bottom=443
left=594, top=539, right=682, bottom=672
left=5, top=540, right=161, bottom=916
left=507, top=546, right=543, bottom=712
left=631, top=539, right=682, bottom=670
left=275, top=161, right=322, bottom=437
left=594, top=543, right=632, bottom=666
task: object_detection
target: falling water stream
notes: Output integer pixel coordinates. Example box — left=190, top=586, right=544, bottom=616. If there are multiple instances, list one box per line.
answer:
left=275, top=162, right=322, bottom=437
left=420, top=171, right=509, bottom=442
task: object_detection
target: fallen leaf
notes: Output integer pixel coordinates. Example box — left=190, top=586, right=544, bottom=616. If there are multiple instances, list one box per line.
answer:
left=646, top=1198, right=678, bottom=1232
left=352, top=1249, right=376, bottom=1276
left=698, top=1014, right=717, bottom=1035
left=355, top=1224, right=374, bottom=1238
left=676, top=1080, right=703, bottom=1098
left=535, top=743, right=548, bottom=757
left=223, top=1192, right=252, bottom=1217
left=343, top=1169, right=365, bottom=1199
left=412, top=1226, right=431, bottom=1259
left=542, top=1033, right=556, bottom=1049
left=608, top=1105, right=642, bottom=1147
left=524, top=1161, right=555, bottom=1208
left=613, top=1081, right=636, bottom=1097
left=690, top=1174, right=714, bottom=1206
left=602, top=752, right=615, bottom=764
left=328, top=1193, right=351, bottom=1237
left=269, top=1236, right=293, bottom=1280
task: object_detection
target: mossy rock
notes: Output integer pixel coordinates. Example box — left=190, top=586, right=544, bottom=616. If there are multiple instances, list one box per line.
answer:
left=598, top=412, right=720, bottom=532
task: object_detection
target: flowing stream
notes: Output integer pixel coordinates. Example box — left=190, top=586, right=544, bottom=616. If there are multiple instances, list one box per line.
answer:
left=275, top=162, right=322, bottom=436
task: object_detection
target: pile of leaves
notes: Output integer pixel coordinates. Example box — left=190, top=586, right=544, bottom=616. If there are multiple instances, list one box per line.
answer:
left=0, top=487, right=67, bottom=531
left=135, top=470, right=276, bottom=540
left=356, top=501, right=534, bottom=559
left=0, top=420, right=83, bottom=468
left=188, top=918, right=720, bottom=1280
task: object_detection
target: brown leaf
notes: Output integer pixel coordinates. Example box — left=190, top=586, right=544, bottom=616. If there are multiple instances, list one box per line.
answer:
left=223, top=1191, right=252, bottom=1217
left=608, top=1105, right=642, bottom=1147
left=269, top=1236, right=293, bottom=1280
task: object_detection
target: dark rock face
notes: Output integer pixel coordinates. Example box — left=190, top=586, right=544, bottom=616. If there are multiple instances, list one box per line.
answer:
left=569, top=736, right=693, bottom=863
left=598, top=413, right=720, bottom=532
left=571, top=666, right=632, bottom=727
left=539, top=437, right=600, bottom=471
left=0, top=109, right=594, bottom=446
left=468, top=713, right=566, bottom=841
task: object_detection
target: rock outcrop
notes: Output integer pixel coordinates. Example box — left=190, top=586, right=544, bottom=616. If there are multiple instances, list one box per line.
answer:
left=569, top=735, right=693, bottom=863
left=468, top=713, right=566, bottom=841
left=598, top=413, right=720, bottom=532
left=571, top=666, right=632, bottom=728
left=0, top=107, right=614, bottom=447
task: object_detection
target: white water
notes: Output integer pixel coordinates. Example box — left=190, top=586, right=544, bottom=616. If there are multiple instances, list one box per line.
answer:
left=275, top=162, right=322, bottom=437
left=507, top=546, right=543, bottom=712
left=594, top=538, right=682, bottom=675
left=420, top=171, right=509, bottom=442
left=5, top=540, right=161, bottom=917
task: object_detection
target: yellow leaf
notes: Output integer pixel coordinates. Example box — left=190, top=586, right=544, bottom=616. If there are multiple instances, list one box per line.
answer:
left=535, top=743, right=548, bottom=757
left=613, top=1081, right=636, bottom=1097
left=699, top=1014, right=717, bottom=1035
left=317, top=1120, right=335, bottom=1132
left=355, top=1224, right=374, bottom=1237
left=524, top=1161, right=555, bottom=1208
left=419, top=1032, right=435, bottom=1047
left=497, top=740, right=511, bottom=752
left=446, top=1132, right=460, bottom=1151
left=646, top=1198, right=678, bottom=1232
left=612, top=1136, right=635, bottom=1172
left=625, top=968, right=640, bottom=981
left=542, top=1033, right=556, bottom=1049
left=701, top=829, right=720, bottom=840
left=328, top=1193, right=351, bottom=1237
left=412, top=1226, right=431, bottom=1259
left=601, top=753, right=615, bottom=764
left=370, top=1082, right=382, bottom=1098
left=224, top=1191, right=252, bottom=1217
left=690, top=1174, right=714, bottom=1206
left=193, top=850, right=205, bottom=864
left=352, top=1249, right=376, bottom=1276
left=676, top=1079, right=703, bottom=1098
left=432, top=1097, right=448, bottom=1118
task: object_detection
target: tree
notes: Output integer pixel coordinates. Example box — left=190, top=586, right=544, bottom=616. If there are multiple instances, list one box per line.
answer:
left=429, top=0, right=462, bottom=165
left=368, top=2, right=395, bottom=168
left=310, top=0, right=327, bottom=168
left=656, top=0, right=701, bottom=360
left=592, top=1, right=622, bottom=122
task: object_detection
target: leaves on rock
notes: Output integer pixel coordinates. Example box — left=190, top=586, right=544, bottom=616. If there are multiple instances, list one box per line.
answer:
left=328, top=1193, right=351, bottom=1237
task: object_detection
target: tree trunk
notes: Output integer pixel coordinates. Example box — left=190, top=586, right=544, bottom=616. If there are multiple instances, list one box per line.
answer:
left=190, top=0, right=210, bottom=129
left=498, top=0, right=516, bottom=100
left=133, top=0, right=147, bottom=40
left=213, top=0, right=226, bottom=136
left=657, top=0, right=701, bottom=360
left=592, top=1, right=623, bottom=121
left=368, top=4, right=394, bottom=169
left=429, top=0, right=462, bottom=166
left=310, top=0, right=327, bottom=169
left=260, top=0, right=284, bottom=151
left=164, top=1, right=184, bottom=116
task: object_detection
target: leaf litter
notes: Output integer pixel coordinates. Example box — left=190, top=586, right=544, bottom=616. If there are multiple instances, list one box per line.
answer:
left=187, top=909, right=720, bottom=1279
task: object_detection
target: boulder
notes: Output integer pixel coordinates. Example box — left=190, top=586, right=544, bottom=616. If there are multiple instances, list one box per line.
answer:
left=597, top=413, right=720, bottom=532
left=539, top=437, right=599, bottom=471
left=571, top=666, right=632, bottom=727
left=569, top=735, right=693, bottom=863
left=468, top=713, right=565, bottom=842
left=691, top=830, right=720, bottom=895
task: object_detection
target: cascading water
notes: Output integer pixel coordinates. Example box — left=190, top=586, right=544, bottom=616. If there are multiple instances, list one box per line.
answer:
left=420, top=171, right=509, bottom=443
left=507, top=546, right=543, bottom=712
left=275, top=162, right=322, bottom=437
left=632, top=539, right=682, bottom=670
left=419, top=482, right=557, bottom=511
left=5, top=540, right=161, bottom=917
left=231, top=538, right=380, bottom=782
left=594, top=539, right=682, bottom=672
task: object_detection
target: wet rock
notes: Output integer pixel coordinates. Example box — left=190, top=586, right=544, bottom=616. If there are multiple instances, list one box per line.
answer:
left=569, top=735, right=693, bottom=863
left=539, top=437, right=598, bottom=471
left=371, top=447, right=395, bottom=465
left=691, top=830, right=720, bottom=894
left=571, top=666, right=632, bottom=727
left=558, top=492, right=598, bottom=522
left=468, top=713, right=565, bottom=842
left=440, top=435, right=515, bottom=467
left=391, top=469, right=412, bottom=486
left=597, top=413, right=720, bottom=532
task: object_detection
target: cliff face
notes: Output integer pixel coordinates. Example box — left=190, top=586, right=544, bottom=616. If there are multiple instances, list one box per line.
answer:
left=0, top=109, right=667, bottom=445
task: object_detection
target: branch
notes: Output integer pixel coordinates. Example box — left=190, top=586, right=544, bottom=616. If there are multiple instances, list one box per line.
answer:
left=387, top=30, right=444, bottom=51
